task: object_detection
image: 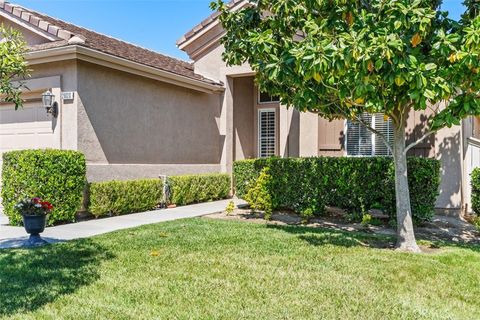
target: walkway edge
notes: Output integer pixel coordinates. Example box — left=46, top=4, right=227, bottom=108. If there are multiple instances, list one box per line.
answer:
left=0, top=199, right=246, bottom=249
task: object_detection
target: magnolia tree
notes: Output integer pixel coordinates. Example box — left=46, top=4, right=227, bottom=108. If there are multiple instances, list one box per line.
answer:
left=0, top=25, right=28, bottom=109
left=212, top=0, right=480, bottom=252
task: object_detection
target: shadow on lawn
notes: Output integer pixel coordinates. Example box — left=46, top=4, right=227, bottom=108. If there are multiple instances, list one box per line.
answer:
left=267, top=224, right=395, bottom=249
left=0, top=239, right=114, bottom=317
left=267, top=224, right=480, bottom=252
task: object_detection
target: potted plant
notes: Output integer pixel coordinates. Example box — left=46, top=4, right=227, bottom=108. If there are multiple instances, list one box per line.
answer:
left=15, top=197, right=53, bottom=247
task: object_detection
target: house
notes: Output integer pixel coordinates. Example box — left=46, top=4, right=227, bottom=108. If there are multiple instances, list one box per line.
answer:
left=0, top=1, right=477, bottom=213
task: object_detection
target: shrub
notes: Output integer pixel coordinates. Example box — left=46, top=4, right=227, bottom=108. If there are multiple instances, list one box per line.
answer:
left=471, top=168, right=480, bottom=215
left=472, top=216, right=480, bottom=232
left=226, top=201, right=236, bottom=216
left=169, top=174, right=231, bottom=206
left=233, top=157, right=440, bottom=223
left=88, top=179, right=163, bottom=217
left=244, top=167, right=273, bottom=220
left=1, top=149, right=86, bottom=226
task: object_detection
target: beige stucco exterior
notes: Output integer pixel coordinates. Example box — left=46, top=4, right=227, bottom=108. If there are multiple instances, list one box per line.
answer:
left=181, top=15, right=464, bottom=210
left=0, top=4, right=469, bottom=211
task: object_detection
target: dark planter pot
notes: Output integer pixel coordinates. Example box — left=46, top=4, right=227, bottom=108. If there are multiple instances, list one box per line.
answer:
left=22, top=214, right=48, bottom=247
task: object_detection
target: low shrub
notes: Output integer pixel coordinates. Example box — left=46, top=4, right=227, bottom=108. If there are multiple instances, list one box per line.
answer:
left=471, top=168, right=480, bottom=216
left=169, top=174, right=231, bottom=206
left=88, top=179, right=163, bottom=217
left=473, top=216, right=480, bottom=232
left=87, top=173, right=231, bottom=217
left=233, top=157, right=440, bottom=223
left=244, top=167, right=273, bottom=220
left=1, top=149, right=86, bottom=226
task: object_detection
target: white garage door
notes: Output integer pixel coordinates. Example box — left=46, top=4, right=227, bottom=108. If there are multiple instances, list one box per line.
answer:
left=0, top=101, right=60, bottom=157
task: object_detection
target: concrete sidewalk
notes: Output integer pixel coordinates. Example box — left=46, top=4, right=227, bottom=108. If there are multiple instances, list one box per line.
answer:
left=0, top=199, right=245, bottom=249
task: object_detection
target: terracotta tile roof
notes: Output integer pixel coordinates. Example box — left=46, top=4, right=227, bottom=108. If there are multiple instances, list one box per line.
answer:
left=0, top=1, right=223, bottom=87
left=177, top=0, right=245, bottom=47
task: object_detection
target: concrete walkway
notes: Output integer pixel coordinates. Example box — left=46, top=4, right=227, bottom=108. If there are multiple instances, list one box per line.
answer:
left=0, top=199, right=245, bottom=249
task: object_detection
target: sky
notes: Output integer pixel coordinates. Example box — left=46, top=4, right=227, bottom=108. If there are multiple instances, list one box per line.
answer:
left=12, top=0, right=466, bottom=61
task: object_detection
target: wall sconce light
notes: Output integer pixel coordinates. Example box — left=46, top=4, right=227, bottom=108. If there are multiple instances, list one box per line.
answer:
left=42, top=90, right=58, bottom=118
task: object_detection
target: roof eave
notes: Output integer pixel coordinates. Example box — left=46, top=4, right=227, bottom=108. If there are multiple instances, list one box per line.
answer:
left=177, top=0, right=250, bottom=51
left=26, top=45, right=225, bottom=94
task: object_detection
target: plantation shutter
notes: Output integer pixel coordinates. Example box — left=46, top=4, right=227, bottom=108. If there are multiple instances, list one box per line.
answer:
left=374, top=114, right=394, bottom=156
left=346, top=113, right=393, bottom=156
left=258, top=109, right=276, bottom=158
left=346, top=114, right=372, bottom=156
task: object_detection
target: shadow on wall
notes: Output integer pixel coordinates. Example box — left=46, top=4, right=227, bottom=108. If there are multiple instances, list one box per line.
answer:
left=77, top=62, right=223, bottom=165
left=404, top=110, right=461, bottom=209
left=0, top=239, right=114, bottom=316
left=405, top=113, right=435, bottom=157
left=285, top=109, right=301, bottom=157
left=436, top=131, right=462, bottom=209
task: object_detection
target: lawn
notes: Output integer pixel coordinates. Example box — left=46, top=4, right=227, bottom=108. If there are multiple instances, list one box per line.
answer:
left=1, top=218, right=479, bottom=319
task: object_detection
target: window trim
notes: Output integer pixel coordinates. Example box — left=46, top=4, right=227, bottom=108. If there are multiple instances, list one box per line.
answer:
left=257, top=88, right=280, bottom=104
left=258, top=108, right=277, bottom=158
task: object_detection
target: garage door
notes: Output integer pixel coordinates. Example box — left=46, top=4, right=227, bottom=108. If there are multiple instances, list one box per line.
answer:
left=0, top=100, right=60, bottom=157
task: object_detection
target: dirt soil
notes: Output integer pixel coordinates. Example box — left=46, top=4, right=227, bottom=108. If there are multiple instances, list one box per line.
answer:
left=205, top=207, right=480, bottom=247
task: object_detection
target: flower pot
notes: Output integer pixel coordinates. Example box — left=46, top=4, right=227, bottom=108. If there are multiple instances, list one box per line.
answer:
left=22, top=215, right=48, bottom=247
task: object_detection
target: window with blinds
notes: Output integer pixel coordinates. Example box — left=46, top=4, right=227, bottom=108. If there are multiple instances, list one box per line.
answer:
left=258, top=109, right=276, bottom=158
left=346, top=113, right=393, bottom=156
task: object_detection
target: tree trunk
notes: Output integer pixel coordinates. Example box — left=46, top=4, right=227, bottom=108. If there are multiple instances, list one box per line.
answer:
left=392, top=120, right=421, bottom=253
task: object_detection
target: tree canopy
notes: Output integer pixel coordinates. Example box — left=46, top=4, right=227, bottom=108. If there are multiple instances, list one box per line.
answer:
left=213, top=0, right=480, bottom=141
left=0, top=25, right=29, bottom=109
left=212, top=0, right=480, bottom=251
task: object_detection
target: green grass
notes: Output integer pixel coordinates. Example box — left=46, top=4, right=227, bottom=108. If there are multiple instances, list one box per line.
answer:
left=1, top=218, right=479, bottom=319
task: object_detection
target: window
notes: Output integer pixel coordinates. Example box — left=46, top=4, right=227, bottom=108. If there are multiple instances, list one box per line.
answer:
left=346, top=113, right=393, bottom=156
left=258, top=90, right=280, bottom=104
left=258, top=109, right=276, bottom=158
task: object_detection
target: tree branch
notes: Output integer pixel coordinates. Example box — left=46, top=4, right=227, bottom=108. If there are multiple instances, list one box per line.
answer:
left=354, top=115, right=394, bottom=154
left=404, top=130, right=437, bottom=155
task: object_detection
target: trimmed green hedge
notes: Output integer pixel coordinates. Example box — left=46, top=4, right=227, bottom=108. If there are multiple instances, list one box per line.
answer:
left=87, top=173, right=231, bottom=217
left=169, top=174, right=231, bottom=206
left=88, top=179, right=163, bottom=217
left=233, top=157, right=440, bottom=222
left=1, top=149, right=86, bottom=226
left=471, top=168, right=480, bottom=215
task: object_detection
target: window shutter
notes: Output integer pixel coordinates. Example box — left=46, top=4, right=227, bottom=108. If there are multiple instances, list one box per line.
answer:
left=373, top=113, right=393, bottom=156
left=346, top=114, right=372, bottom=156
left=258, top=109, right=276, bottom=158
left=346, top=113, right=393, bottom=157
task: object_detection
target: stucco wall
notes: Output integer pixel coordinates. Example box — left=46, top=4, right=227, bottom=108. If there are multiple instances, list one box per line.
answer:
left=26, top=61, right=79, bottom=151
left=76, top=61, right=223, bottom=170
left=435, top=125, right=462, bottom=209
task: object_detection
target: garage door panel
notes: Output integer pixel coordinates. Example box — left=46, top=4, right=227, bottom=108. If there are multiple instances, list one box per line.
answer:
left=0, top=102, right=59, bottom=155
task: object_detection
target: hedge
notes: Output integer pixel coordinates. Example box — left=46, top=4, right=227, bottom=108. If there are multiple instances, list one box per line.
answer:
left=1, top=149, right=86, bottom=226
left=471, top=168, right=480, bottom=215
left=88, top=179, right=163, bottom=217
left=169, top=174, right=231, bottom=206
left=233, top=157, right=440, bottom=222
left=88, top=173, right=231, bottom=217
